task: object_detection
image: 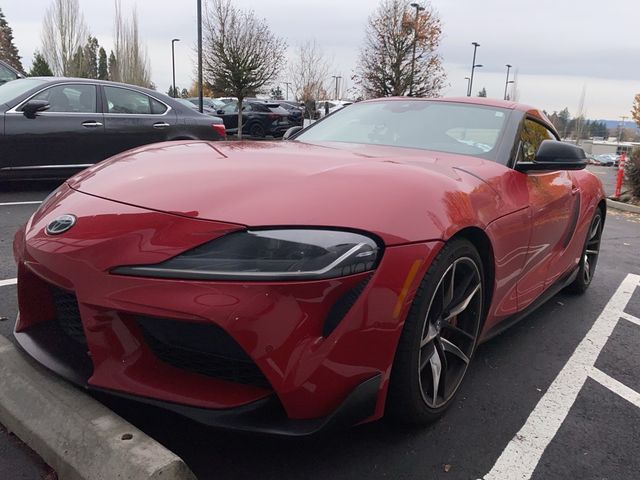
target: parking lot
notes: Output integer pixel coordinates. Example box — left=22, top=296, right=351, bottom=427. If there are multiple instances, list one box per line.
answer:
left=1, top=178, right=639, bottom=480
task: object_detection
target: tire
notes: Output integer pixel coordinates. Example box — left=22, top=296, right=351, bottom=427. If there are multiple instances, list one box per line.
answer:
left=566, top=208, right=603, bottom=294
left=248, top=122, right=265, bottom=138
left=386, top=238, right=485, bottom=425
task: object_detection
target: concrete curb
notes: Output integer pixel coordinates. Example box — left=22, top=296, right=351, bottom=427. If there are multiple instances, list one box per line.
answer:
left=0, top=335, right=197, bottom=480
left=607, top=198, right=640, bottom=214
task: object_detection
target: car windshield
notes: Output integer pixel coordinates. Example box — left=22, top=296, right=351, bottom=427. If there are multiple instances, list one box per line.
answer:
left=296, top=100, right=509, bottom=158
left=0, top=78, right=48, bottom=106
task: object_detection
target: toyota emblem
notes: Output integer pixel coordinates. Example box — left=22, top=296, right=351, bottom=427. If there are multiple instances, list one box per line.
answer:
left=45, top=214, right=77, bottom=235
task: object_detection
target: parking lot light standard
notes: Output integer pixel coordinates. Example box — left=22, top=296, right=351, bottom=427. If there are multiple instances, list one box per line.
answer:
left=468, top=42, right=480, bottom=96
left=504, top=64, right=514, bottom=100
left=171, top=38, right=180, bottom=98
left=409, top=3, right=425, bottom=96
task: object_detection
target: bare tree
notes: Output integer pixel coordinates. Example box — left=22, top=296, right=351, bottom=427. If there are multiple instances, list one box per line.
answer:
left=203, top=0, right=286, bottom=139
left=289, top=40, right=330, bottom=102
left=110, top=0, right=151, bottom=87
left=41, top=0, right=88, bottom=76
left=354, top=0, right=445, bottom=99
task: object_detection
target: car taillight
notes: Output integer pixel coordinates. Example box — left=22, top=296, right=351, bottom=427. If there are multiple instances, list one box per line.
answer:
left=212, top=124, right=226, bottom=138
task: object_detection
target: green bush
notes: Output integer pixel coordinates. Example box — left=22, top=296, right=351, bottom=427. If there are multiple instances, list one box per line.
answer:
left=625, top=147, right=640, bottom=198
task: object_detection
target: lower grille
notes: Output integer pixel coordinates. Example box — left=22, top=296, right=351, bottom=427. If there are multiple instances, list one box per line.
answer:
left=50, top=287, right=87, bottom=346
left=137, top=316, right=271, bottom=389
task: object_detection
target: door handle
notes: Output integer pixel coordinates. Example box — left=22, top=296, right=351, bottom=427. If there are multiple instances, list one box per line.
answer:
left=82, top=121, right=103, bottom=128
left=153, top=122, right=171, bottom=129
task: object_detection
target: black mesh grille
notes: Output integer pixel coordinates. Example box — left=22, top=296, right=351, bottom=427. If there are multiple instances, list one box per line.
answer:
left=50, top=287, right=87, bottom=346
left=137, top=316, right=271, bottom=389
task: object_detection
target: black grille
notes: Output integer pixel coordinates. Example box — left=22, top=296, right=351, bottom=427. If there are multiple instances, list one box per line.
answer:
left=51, top=287, right=87, bottom=347
left=137, top=316, right=271, bottom=389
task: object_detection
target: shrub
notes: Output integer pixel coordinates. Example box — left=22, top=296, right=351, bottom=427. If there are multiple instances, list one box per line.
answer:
left=625, top=147, right=640, bottom=198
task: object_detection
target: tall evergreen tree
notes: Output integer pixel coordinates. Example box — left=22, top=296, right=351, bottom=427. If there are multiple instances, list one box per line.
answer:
left=29, top=51, right=53, bottom=76
left=0, top=7, right=24, bottom=73
left=108, top=50, right=118, bottom=81
left=83, top=36, right=98, bottom=79
left=98, top=47, right=108, bottom=79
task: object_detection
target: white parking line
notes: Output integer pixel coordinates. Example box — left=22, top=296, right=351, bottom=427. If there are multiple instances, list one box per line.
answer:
left=484, top=273, right=640, bottom=480
left=589, top=367, right=640, bottom=409
left=621, top=312, right=640, bottom=327
left=0, top=201, right=42, bottom=207
left=0, top=278, right=17, bottom=287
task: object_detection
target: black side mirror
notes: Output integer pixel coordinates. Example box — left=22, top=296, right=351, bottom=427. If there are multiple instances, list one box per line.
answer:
left=283, top=126, right=303, bottom=140
left=516, top=140, right=587, bottom=172
left=216, top=109, right=225, bottom=115
left=22, top=100, right=50, bottom=119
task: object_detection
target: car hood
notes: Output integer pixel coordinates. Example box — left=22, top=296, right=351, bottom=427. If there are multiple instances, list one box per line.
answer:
left=68, top=140, right=505, bottom=244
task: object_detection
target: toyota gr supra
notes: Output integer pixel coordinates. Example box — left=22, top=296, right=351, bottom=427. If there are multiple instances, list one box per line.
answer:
left=13, top=97, right=605, bottom=435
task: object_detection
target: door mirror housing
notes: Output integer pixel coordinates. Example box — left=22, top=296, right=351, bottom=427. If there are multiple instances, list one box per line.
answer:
left=22, top=100, right=50, bottom=119
left=516, top=140, right=587, bottom=172
left=283, top=126, right=303, bottom=140
left=216, top=109, right=225, bottom=115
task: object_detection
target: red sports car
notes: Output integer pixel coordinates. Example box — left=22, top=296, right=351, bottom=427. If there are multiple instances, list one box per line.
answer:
left=13, top=97, right=605, bottom=435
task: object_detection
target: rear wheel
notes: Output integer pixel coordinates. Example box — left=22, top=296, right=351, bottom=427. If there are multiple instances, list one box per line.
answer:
left=248, top=122, right=265, bottom=138
left=566, top=209, right=603, bottom=294
left=387, top=238, right=484, bottom=424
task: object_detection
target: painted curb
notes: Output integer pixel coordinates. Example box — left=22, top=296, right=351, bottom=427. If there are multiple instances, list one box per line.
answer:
left=606, top=198, right=640, bottom=214
left=0, top=335, right=197, bottom=480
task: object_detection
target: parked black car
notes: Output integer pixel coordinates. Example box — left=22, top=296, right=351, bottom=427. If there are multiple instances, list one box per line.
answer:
left=215, top=100, right=295, bottom=137
left=0, top=59, right=22, bottom=86
left=0, top=77, right=226, bottom=180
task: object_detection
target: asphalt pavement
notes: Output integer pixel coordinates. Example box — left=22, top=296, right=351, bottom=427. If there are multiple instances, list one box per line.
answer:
left=1, top=180, right=639, bottom=480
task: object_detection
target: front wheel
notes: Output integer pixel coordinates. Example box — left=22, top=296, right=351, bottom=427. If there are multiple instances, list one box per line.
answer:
left=566, top=209, right=603, bottom=294
left=386, top=238, right=484, bottom=424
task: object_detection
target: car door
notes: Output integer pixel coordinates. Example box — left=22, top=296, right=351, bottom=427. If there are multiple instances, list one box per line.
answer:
left=514, top=118, right=579, bottom=309
left=101, top=85, right=177, bottom=157
left=216, top=102, right=239, bottom=131
left=3, top=83, right=105, bottom=171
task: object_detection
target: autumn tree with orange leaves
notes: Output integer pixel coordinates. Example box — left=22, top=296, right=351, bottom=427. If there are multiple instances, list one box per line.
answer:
left=354, top=0, right=446, bottom=99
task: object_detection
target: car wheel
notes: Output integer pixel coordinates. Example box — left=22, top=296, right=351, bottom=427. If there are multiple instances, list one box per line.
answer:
left=566, top=208, right=603, bottom=294
left=386, top=238, right=484, bottom=425
left=249, top=122, right=265, bottom=138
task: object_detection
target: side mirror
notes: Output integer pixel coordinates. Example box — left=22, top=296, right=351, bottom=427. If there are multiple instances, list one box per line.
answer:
left=216, top=109, right=225, bottom=115
left=516, top=140, right=587, bottom=172
left=283, top=126, right=303, bottom=140
left=22, top=100, right=50, bottom=119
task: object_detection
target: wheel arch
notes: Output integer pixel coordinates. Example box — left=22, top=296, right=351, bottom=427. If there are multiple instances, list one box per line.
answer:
left=449, top=226, right=496, bottom=323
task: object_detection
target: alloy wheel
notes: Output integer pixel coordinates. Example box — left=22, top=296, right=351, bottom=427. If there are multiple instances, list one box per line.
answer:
left=583, top=213, right=602, bottom=285
left=418, top=257, right=483, bottom=409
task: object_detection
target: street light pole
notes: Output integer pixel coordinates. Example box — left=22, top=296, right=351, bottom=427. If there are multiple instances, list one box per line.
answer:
left=464, top=77, right=470, bottom=96
left=409, top=3, right=425, bottom=96
left=503, top=64, right=513, bottom=100
left=468, top=42, right=480, bottom=96
left=284, top=82, right=291, bottom=100
left=171, top=38, right=180, bottom=98
left=197, top=0, right=203, bottom=113
left=331, top=75, right=342, bottom=100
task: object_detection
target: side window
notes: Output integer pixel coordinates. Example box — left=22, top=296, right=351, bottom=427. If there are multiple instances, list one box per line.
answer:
left=104, top=86, right=162, bottom=115
left=517, top=119, right=557, bottom=163
left=31, top=84, right=97, bottom=113
left=221, top=103, right=237, bottom=114
left=0, top=63, right=18, bottom=85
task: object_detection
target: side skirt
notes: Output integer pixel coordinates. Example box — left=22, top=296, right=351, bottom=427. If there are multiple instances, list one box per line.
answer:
left=480, top=266, right=579, bottom=343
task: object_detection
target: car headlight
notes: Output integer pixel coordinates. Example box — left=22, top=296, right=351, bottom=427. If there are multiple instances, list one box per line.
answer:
left=112, top=229, right=382, bottom=281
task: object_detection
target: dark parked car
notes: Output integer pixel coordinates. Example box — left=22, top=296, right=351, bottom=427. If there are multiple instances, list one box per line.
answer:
left=216, top=100, right=295, bottom=137
left=0, top=59, right=22, bottom=85
left=269, top=100, right=304, bottom=126
left=0, top=77, right=226, bottom=180
left=186, top=97, right=225, bottom=111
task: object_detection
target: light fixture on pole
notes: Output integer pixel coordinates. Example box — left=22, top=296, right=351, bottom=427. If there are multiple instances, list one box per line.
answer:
left=409, top=3, right=425, bottom=96
left=468, top=42, right=481, bottom=97
left=171, top=38, right=180, bottom=98
left=503, top=64, right=514, bottom=100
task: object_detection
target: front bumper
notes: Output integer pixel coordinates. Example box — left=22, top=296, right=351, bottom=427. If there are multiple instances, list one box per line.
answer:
left=13, top=186, right=440, bottom=433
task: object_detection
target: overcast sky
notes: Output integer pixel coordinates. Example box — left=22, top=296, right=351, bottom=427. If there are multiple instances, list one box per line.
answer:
left=3, top=0, right=639, bottom=119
